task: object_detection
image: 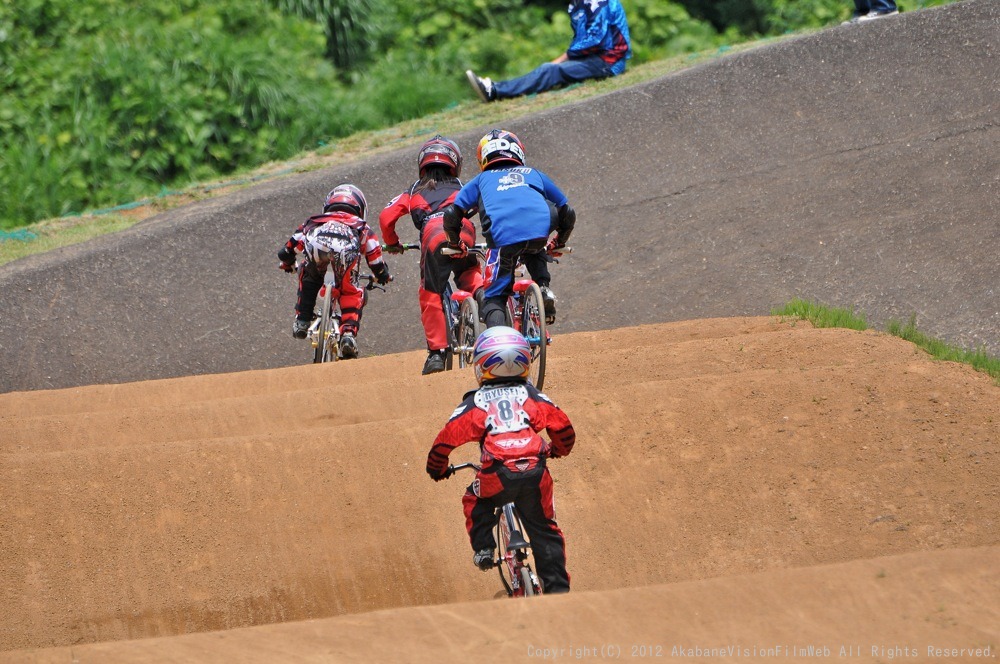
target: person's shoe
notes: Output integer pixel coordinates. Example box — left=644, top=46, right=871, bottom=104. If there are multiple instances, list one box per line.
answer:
left=422, top=350, right=447, bottom=375
left=842, top=11, right=866, bottom=24
left=465, top=70, right=495, bottom=103
left=339, top=332, right=358, bottom=359
left=854, top=9, right=898, bottom=22
left=473, top=548, right=495, bottom=571
left=540, top=286, right=557, bottom=324
left=292, top=318, right=310, bottom=339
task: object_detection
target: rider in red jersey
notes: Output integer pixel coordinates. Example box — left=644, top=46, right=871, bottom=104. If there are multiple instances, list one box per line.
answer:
left=426, top=326, right=575, bottom=593
left=380, top=136, right=483, bottom=374
left=278, top=183, right=390, bottom=359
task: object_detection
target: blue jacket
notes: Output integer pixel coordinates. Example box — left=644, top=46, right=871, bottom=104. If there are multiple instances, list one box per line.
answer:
left=567, top=0, right=632, bottom=76
left=454, top=167, right=569, bottom=247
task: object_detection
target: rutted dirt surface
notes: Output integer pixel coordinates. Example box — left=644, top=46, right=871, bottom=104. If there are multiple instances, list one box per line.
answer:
left=2, top=319, right=998, bottom=660
left=1, top=1, right=999, bottom=661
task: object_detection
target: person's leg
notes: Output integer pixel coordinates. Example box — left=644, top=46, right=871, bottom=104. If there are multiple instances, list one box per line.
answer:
left=337, top=263, right=364, bottom=336
left=295, top=262, right=324, bottom=321
left=481, top=245, right=524, bottom=327
left=421, top=250, right=453, bottom=352
left=494, top=57, right=611, bottom=100
left=512, top=471, right=570, bottom=593
left=869, top=0, right=897, bottom=12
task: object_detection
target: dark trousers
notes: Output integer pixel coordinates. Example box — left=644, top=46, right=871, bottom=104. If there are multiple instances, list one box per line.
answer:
left=462, top=468, right=570, bottom=593
left=481, top=239, right=551, bottom=328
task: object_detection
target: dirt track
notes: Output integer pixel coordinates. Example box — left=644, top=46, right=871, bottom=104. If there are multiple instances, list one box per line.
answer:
left=2, top=1, right=999, bottom=661
left=2, top=318, right=998, bottom=659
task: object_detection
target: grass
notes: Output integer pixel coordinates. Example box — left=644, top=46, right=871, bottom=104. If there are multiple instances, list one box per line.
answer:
left=773, top=298, right=1000, bottom=385
left=0, top=35, right=796, bottom=268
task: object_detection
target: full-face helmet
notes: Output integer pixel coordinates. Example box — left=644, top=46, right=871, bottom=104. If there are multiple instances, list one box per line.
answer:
left=472, top=326, right=532, bottom=385
left=323, top=183, right=367, bottom=219
left=476, top=129, right=526, bottom=170
left=418, top=135, right=462, bottom=177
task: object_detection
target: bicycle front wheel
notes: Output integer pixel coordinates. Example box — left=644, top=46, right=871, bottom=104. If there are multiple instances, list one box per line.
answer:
left=457, top=297, right=482, bottom=369
left=519, top=282, right=547, bottom=390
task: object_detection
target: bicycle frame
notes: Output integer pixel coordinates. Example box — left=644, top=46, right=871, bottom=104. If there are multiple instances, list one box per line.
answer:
left=298, top=262, right=381, bottom=363
left=449, top=462, right=543, bottom=597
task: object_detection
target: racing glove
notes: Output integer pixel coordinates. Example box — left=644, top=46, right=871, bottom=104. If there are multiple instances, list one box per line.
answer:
left=373, top=262, right=392, bottom=285
left=383, top=242, right=405, bottom=255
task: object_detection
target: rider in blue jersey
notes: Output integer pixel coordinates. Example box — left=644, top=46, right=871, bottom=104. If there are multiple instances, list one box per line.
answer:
left=443, top=130, right=575, bottom=328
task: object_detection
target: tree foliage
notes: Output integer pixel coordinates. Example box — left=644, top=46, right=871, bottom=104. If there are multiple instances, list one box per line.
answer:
left=0, top=0, right=959, bottom=229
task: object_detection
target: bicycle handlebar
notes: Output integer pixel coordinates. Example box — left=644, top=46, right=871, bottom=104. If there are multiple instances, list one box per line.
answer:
left=440, top=244, right=572, bottom=257
left=448, top=462, right=482, bottom=474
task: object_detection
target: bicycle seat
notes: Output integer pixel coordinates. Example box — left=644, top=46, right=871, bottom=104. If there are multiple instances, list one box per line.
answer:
left=507, top=530, right=531, bottom=552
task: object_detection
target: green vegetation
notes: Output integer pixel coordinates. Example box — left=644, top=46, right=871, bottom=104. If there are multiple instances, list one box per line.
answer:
left=2, top=0, right=958, bottom=232
left=772, top=299, right=1000, bottom=384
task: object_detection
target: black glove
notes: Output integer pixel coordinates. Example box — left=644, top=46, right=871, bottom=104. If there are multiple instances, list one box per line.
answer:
left=373, top=263, right=392, bottom=286
left=430, top=466, right=454, bottom=482
left=277, top=246, right=296, bottom=264
left=384, top=242, right=405, bottom=255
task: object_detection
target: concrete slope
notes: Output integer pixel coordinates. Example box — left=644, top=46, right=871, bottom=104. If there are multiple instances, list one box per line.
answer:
left=3, top=318, right=998, bottom=651
left=1, top=0, right=997, bottom=393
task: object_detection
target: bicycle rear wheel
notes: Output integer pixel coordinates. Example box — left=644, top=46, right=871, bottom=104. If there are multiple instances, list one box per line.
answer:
left=519, top=282, right=547, bottom=390
left=519, top=566, right=539, bottom=597
left=313, top=289, right=340, bottom=363
left=457, top=297, right=481, bottom=368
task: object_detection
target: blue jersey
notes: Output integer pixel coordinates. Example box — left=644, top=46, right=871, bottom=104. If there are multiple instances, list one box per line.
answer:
left=454, top=167, right=569, bottom=247
left=567, top=0, right=632, bottom=76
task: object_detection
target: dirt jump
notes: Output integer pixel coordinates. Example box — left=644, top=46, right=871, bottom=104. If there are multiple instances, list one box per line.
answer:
left=1, top=1, right=998, bottom=661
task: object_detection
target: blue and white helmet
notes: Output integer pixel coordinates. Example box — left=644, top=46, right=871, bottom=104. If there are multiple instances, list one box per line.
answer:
left=473, top=326, right=531, bottom=384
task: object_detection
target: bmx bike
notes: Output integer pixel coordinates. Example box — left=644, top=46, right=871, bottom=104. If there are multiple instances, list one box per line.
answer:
left=305, top=267, right=384, bottom=363
left=442, top=244, right=568, bottom=391
left=392, top=242, right=482, bottom=371
left=449, top=462, right=544, bottom=597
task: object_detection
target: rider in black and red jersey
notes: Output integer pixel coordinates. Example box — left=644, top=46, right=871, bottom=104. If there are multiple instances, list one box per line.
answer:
left=379, top=136, right=483, bottom=375
left=278, top=183, right=391, bottom=359
left=426, top=326, right=576, bottom=593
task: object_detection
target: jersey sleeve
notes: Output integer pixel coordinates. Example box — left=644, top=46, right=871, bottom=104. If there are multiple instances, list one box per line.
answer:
left=529, top=387, right=575, bottom=458
left=537, top=171, right=569, bottom=207
left=426, top=393, right=485, bottom=478
left=379, top=191, right=410, bottom=246
left=361, top=226, right=385, bottom=265
left=452, top=175, right=482, bottom=212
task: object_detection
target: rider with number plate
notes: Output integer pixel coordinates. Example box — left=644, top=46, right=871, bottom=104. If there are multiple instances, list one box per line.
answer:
left=277, top=183, right=391, bottom=359
left=379, top=136, right=483, bottom=375
left=441, top=129, right=576, bottom=328
left=426, top=326, right=576, bottom=593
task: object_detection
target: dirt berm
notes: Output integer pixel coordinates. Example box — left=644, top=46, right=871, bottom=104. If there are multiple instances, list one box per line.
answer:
left=2, top=318, right=998, bottom=661
left=0, top=0, right=997, bottom=394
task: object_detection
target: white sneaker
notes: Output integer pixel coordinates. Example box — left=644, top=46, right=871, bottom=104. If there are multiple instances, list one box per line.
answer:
left=465, top=70, right=495, bottom=103
left=854, top=9, right=899, bottom=22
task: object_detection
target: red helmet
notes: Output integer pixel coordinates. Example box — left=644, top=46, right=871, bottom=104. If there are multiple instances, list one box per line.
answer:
left=476, top=129, right=525, bottom=170
left=418, top=135, right=462, bottom=177
left=323, top=183, right=367, bottom=219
